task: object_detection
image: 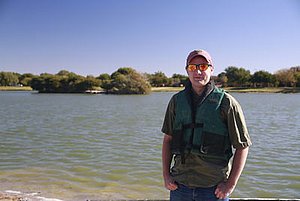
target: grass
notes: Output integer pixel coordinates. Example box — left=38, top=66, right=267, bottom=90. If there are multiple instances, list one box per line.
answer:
left=151, top=87, right=184, bottom=92
left=0, top=86, right=33, bottom=91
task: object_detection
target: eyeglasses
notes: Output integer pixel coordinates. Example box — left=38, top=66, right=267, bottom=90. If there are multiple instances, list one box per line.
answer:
left=186, top=64, right=212, bottom=72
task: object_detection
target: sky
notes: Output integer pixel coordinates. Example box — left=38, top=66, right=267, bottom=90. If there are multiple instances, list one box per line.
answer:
left=0, top=0, right=299, bottom=77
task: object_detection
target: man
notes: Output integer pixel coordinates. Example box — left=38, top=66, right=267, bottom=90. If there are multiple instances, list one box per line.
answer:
left=162, top=49, right=252, bottom=201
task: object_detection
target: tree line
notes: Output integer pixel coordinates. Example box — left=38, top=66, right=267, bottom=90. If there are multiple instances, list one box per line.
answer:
left=0, top=66, right=299, bottom=94
left=216, top=66, right=300, bottom=88
left=0, top=68, right=152, bottom=94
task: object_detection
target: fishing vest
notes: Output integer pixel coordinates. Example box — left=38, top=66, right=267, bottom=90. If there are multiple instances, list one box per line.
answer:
left=171, top=87, right=233, bottom=162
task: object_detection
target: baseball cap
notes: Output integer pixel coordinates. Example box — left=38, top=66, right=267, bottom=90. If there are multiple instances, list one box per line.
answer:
left=186, top=49, right=213, bottom=67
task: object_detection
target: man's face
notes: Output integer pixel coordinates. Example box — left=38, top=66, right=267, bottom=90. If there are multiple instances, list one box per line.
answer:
left=186, top=56, right=213, bottom=88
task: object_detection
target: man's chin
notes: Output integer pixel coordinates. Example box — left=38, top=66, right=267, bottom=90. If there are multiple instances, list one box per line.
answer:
left=192, top=81, right=206, bottom=87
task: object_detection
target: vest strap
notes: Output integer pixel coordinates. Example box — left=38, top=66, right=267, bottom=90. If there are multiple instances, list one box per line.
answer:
left=182, top=123, right=204, bottom=129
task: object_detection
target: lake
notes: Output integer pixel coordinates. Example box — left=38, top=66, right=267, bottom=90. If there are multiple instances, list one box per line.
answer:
left=0, top=91, right=299, bottom=200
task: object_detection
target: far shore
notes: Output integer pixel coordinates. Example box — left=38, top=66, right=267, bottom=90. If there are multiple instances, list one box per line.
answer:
left=0, top=86, right=299, bottom=93
left=151, top=86, right=300, bottom=93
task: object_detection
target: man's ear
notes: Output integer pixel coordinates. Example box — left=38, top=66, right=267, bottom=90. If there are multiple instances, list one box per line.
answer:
left=210, top=66, right=214, bottom=75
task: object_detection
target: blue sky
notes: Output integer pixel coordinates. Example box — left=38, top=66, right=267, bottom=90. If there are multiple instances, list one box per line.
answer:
left=0, top=0, right=299, bottom=77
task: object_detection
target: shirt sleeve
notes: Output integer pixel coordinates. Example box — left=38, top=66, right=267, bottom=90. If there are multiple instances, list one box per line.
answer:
left=225, top=93, right=252, bottom=149
left=161, top=95, right=176, bottom=136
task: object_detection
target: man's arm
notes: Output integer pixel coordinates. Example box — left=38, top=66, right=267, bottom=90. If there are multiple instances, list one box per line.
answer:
left=215, top=146, right=249, bottom=199
left=162, top=134, right=178, bottom=190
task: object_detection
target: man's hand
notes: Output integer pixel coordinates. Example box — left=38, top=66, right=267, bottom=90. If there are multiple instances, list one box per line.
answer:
left=215, top=147, right=249, bottom=199
left=162, top=134, right=177, bottom=191
left=215, top=181, right=235, bottom=199
left=164, top=175, right=178, bottom=191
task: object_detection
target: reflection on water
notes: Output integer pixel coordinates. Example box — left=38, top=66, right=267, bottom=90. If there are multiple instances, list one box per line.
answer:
left=0, top=91, right=299, bottom=200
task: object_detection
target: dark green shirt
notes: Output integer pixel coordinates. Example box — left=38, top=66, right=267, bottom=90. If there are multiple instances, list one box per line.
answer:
left=161, top=83, right=252, bottom=187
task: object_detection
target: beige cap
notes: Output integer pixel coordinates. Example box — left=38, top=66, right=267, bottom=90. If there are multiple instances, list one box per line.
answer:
left=186, top=49, right=213, bottom=67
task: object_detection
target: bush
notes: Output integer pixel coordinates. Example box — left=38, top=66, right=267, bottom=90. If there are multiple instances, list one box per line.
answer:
left=107, top=67, right=151, bottom=94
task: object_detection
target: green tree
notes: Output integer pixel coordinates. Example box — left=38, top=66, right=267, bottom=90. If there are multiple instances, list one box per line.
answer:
left=97, top=73, right=111, bottom=81
left=97, top=73, right=112, bottom=92
left=108, top=67, right=151, bottom=94
left=216, top=72, right=228, bottom=87
left=31, top=73, right=53, bottom=92
left=41, top=74, right=56, bottom=92
left=148, top=71, right=169, bottom=87
left=111, top=67, right=134, bottom=79
left=19, top=73, right=35, bottom=86
left=251, top=70, right=275, bottom=87
left=225, top=66, right=251, bottom=87
left=171, top=74, right=188, bottom=86
left=30, top=71, right=99, bottom=93
left=48, top=76, right=62, bottom=92
left=294, top=72, right=300, bottom=87
left=56, top=70, right=68, bottom=76
left=75, top=77, right=101, bottom=92
left=0, top=72, right=19, bottom=86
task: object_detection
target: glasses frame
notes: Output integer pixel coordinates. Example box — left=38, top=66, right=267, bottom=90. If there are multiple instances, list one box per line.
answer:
left=186, top=63, right=212, bottom=72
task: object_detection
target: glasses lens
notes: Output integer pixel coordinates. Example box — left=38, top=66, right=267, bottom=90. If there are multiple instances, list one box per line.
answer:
left=187, top=64, right=210, bottom=72
left=187, top=64, right=197, bottom=72
left=199, top=64, right=209, bottom=71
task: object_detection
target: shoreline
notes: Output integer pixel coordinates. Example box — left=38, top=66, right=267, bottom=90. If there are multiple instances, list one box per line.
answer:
left=151, top=87, right=300, bottom=93
left=1, top=191, right=300, bottom=201
left=0, top=191, right=63, bottom=201
left=1, top=86, right=299, bottom=93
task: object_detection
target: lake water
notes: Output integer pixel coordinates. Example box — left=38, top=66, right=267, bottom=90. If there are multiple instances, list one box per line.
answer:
left=0, top=91, right=299, bottom=200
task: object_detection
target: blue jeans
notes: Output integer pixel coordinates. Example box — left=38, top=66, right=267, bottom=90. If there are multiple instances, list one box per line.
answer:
left=170, top=184, right=229, bottom=201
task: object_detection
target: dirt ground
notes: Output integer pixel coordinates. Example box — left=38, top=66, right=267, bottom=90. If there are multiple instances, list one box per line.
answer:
left=0, top=192, right=24, bottom=201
